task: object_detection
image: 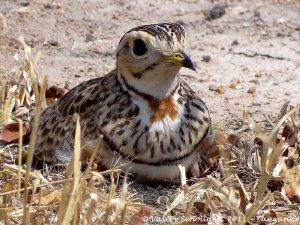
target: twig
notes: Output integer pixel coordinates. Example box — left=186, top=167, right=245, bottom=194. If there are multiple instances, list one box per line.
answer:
left=236, top=126, right=250, bottom=134
left=0, top=179, right=67, bottom=197
left=231, top=51, right=289, bottom=61
left=17, top=119, right=23, bottom=198
left=263, top=113, right=275, bottom=127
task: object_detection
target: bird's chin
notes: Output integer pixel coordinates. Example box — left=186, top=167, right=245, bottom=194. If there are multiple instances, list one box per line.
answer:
left=117, top=66, right=179, bottom=99
left=169, top=62, right=181, bottom=68
left=160, top=63, right=181, bottom=75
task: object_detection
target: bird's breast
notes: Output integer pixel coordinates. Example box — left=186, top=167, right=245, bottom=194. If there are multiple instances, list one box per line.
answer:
left=93, top=78, right=210, bottom=164
left=148, top=96, right=179, bottom=123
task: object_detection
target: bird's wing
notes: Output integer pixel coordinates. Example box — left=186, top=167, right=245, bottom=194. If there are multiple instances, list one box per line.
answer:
left=34, top=69, right=119, bottom=162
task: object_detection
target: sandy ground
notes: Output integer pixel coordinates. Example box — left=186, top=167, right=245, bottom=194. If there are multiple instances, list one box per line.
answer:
left=0, top=0, right=300, bottom=220
left=1, top=0, right=300, bottom=136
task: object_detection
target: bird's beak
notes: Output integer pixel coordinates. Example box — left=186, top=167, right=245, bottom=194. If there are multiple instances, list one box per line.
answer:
left=160, top=50, right=196, bottom=71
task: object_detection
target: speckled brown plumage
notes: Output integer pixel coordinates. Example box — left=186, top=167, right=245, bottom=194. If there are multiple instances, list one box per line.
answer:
left=34, top=23, right=214, bottom=181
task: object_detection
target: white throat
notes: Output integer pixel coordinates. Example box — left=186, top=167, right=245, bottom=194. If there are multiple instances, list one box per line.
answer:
left=118, top=64, right=180, bottom=99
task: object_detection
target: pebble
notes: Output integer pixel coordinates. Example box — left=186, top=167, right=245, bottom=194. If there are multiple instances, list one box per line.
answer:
left=85, top=33, right=95, bottom=42
left=202, top=55, right=211, bottom=62
left=205, top=4, right=226, bottom=21
left=209, top=84, right=225, bottom=94
left=19, top=1, right=30, bottom=6
left=247, top=86, right=256, bottom=94
left=229, top=79, right=243, bottom=89
left=231, top=40, right=239, bottom=46
left=64, top=81, right=71, bottom=90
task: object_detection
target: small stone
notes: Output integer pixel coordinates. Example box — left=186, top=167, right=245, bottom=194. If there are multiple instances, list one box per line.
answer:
left=64, top=81, right=71, bottom=90
left=43, top=40, right=59, bottom=47
left=9, top=38, right=21, bottom=49
left=202, top=55, right=211, bottom=62
left=254, top=73, right=262, bottom=78
left=209, top=85, right=217, bottom=91
left=156, top=196, right=169, bottom=205
left=85, top=33, right=95, bottom=42
left=19, top=1, right=30, bottom=6
left=249, top=79, right=259, bottom=84
left=215, top=86, right=225, bottom=94
left=209, top=85, right=225, bottom=94
left=247, top=86, right=256, bottom=94
left=231, top=40, right=239, bottom=46
left=277, top=32, right=284, bottom=37
left=278, top=17, right=285, bottom=24
left=254, top=11, right=260, bottom=17
left=229, top=79, right=243, bottom=89
left=50, top=40, right=59, bottom=46
left=27, top=38, right=38, bottom=48
left=44, top=3, right=61, bottom=9
left=205, top=4, right=226, bottom=21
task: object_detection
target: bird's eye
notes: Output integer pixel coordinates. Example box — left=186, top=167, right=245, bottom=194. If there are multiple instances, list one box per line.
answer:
left=133, top=39, right=148, bottom=56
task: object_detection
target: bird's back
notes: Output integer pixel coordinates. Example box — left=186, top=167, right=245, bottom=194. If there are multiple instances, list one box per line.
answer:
left=34, top=69, right=126, bottom=162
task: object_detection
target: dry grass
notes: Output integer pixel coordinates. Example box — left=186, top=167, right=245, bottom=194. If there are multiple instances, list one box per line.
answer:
left=0, top=36, right=300, bottom=225
left=0, top=38, right=142, bottom=225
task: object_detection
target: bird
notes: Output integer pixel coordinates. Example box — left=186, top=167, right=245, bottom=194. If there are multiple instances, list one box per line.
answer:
left=34, top=23, right=214, bottom=181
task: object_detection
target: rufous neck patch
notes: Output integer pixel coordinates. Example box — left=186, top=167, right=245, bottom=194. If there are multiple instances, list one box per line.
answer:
left=148, top=96, right=178, bottom=123
left=119, top=74, right=179, bottom=123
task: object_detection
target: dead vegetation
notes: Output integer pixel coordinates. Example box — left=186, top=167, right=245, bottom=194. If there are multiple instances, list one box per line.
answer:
left=0, top=37, right=144, bottom=225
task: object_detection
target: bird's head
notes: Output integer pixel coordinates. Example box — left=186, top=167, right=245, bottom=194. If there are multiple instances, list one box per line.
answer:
left=116, top=23, right=195, bottom=99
